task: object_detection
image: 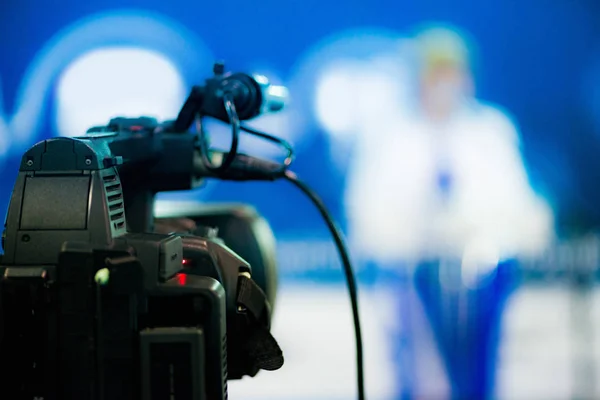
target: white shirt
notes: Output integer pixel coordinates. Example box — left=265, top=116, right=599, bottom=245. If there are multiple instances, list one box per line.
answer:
left=345, top=102, right=554, bottom=266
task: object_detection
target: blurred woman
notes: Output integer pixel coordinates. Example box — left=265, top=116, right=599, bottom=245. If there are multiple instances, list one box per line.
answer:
left=344, top=24, right=554, bottom=399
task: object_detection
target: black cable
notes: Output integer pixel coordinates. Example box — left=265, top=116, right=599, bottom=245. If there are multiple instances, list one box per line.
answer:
left=283, top=170, right=365, bottom=400
left=240, top=124, right=295, bottom=168
left=197, top=94, right=240, bottom=172
left=195, top=93, right=363, bottom=397
left=221, top=94, right=241, bottom=170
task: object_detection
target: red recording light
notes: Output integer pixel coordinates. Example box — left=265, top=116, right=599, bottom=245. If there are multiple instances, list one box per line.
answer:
left=182, top=259, right=193, bottom=267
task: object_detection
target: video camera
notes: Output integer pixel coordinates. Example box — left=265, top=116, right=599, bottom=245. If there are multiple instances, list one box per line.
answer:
left=0, top=63, right=290, bottom=400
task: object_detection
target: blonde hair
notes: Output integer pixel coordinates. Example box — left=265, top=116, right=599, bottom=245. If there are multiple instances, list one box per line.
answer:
left=414, top=25, right=471, bottom=72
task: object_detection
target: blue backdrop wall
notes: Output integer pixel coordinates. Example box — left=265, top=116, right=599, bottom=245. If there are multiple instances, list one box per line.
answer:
left=0, top=0, right=599, bottom=263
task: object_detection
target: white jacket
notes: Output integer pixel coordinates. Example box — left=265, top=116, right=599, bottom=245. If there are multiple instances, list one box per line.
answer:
left=345, top=102, right=554, bottom=267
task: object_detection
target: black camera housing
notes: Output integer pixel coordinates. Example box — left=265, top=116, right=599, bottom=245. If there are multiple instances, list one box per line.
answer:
left=0, top=135, right=236, bottom=399
left=0, top=65, right=286, bottom=400
left=0, top=126, right=282, bottom=400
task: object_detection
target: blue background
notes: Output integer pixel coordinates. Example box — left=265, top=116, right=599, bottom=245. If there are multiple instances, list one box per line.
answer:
left=1, top=2, right=600, bottom=399
left=0, top=0, right=599, bottom=240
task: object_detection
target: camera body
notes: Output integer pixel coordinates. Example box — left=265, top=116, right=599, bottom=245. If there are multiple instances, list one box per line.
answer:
left=154, top=201, right=279, bottom=310
left=0, top=134, right=233, bottom=399
left=0, top=65, right=285, bottom=400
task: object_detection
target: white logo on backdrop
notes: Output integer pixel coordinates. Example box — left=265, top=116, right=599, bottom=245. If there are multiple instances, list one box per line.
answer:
left=0, top=10, right=214, bottom=158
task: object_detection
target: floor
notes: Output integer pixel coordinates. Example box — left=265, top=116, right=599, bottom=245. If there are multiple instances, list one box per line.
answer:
left=228, top=283, right=600, bottom=400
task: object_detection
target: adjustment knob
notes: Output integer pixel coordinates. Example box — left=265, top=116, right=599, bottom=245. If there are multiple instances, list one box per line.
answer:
left=213, top=62, right=225, bottom=76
